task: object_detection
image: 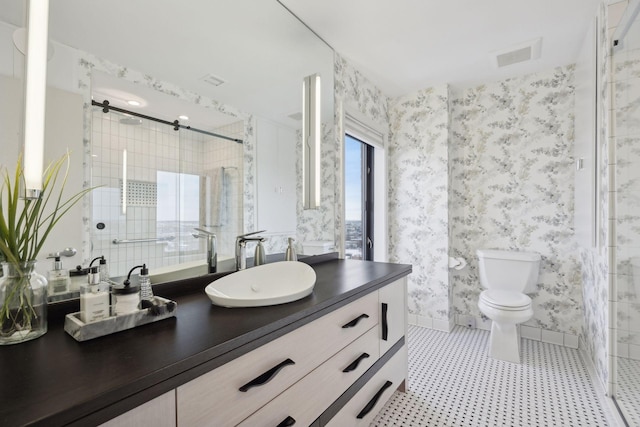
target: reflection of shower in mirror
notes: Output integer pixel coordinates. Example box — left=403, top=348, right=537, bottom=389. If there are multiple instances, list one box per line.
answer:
left=202, top=166, right=238, bottom=228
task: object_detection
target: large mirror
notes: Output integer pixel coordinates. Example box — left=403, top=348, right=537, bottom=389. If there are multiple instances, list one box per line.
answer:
left=0, top=1, right=334, bottom=298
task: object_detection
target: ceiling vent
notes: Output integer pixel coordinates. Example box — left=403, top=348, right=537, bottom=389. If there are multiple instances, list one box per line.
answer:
left=200, top=73, right=226, bottom=87
left=492, top=38, right=542, bottom=68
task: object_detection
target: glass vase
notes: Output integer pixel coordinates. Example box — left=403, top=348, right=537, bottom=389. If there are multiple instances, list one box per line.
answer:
left=0, top=261, right=48, bottom=345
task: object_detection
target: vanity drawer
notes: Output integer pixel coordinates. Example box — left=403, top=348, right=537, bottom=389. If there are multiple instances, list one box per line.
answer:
left=325, top=345, right=406, bottom=427
left=176, top=291, right=378, bottom=427
left=238, top=326, right=380, bottom=427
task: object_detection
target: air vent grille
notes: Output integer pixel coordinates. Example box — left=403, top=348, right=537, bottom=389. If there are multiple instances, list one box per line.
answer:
left=200, top=74, right=226, bottom=87
left=496, top=46, right=532, bottom=67
left=492, top=38, right=542, bottom=68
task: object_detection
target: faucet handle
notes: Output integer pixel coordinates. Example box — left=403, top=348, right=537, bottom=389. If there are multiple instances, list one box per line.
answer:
left=238, top=230, right=266, bottom=239
left=194, top=227, right=216, bottom=236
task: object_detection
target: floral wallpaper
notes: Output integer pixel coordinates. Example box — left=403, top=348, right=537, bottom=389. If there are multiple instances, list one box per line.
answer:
left=333, top=54, right=390, bottom=255
left=449, top=65, right=583, bottom=336
left=387, top=86, right=450, bottom=323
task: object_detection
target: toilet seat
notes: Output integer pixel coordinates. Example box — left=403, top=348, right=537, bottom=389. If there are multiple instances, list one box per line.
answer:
left=480, top=290, right=531, bottom=311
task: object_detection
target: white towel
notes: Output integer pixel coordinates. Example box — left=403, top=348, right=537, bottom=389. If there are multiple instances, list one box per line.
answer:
left=207, top=168, right=227, bottom=227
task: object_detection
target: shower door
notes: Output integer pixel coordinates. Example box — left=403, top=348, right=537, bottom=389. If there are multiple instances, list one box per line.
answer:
left=612, top=0, right=640, bottom=424
left=90, top=107, right=244, bottom=278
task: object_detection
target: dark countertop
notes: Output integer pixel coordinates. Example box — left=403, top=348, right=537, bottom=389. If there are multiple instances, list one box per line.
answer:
left=0, top=257, right=411, bottom=427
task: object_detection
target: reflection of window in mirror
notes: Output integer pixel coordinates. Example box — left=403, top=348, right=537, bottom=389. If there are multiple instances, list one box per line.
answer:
left=157, top=171, right=200, bottom=257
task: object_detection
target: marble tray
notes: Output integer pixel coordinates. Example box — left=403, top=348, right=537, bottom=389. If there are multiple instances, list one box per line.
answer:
left=64, top=296, right=177, bottom=342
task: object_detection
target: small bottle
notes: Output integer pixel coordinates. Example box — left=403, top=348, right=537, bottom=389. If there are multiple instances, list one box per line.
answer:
left=80, top=266, right=110, bottom=323
left=48, top=256, right=71, bottom=294
left=98, top=256, right=109, bottom=283
left=285, top=237, right=297, bottom=261
left=139, top=264, right=153, bottom=303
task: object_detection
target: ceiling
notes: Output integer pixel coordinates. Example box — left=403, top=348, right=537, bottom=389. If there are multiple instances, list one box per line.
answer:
left=0, top=1, right=606, bottom=121
left=280, top=0, right=602, bottom=97
left=0, top=0, right=333, bottom=130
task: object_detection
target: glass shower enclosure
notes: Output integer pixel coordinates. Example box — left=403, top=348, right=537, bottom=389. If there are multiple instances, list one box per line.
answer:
left=90, top=107, right=243, bottom=279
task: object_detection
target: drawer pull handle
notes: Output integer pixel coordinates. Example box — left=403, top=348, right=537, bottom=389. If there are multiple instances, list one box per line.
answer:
left=342, top=352, right=370, bottom=373
left=381, top=303, right=389, bottom=341
left=239, top=358, right=295, bottom=392
left=276, top=416, right=296, bottom=426
left=342, top=313, right=369, bottom=329
left=356, top=380, right=393, bottom=419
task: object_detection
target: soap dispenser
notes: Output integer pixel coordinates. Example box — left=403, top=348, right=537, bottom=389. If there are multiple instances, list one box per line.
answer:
left=98, top=256, right=109, bottom=283
left=285, top=238, right=297, bottom=261
left=254, top=241, right=266, bottom=266
left=139, top=264, right=153, bottom=304
left=80, top=266, right=110, bottom=323
left=48, top=255, right=71, bottom=294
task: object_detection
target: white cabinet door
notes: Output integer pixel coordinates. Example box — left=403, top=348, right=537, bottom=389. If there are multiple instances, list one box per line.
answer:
left=379, top=277, right=407, bottom=356
left=99, top=391, right=176, bottom=427
left=256, top=117, right=297, bottom=233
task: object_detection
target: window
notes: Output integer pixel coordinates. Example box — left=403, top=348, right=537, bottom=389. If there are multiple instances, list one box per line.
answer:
left=345, top=134, right=374, bottom=260
left=157, top=171, right=201, bottom=254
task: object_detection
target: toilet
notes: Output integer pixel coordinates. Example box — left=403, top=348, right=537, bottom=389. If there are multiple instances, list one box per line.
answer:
left=477, top=249, right=541, bottom=363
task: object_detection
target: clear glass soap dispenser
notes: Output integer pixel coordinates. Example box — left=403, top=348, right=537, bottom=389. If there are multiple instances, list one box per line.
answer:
left=48, top=255, right=70, bottom=294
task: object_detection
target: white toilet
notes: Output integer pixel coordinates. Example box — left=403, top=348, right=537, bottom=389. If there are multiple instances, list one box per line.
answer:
left=477, top=249, right=541, bottom=363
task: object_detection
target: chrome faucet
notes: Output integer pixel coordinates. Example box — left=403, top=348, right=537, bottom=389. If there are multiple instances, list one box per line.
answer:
left=236, top=230, right=266, bottom=270
left=193, top=228, right=217, bottom=273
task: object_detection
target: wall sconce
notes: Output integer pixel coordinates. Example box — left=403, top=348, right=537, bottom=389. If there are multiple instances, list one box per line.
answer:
left=22, top=0, right=50, bottom=199
left=302, top=73, right=321, bottom=210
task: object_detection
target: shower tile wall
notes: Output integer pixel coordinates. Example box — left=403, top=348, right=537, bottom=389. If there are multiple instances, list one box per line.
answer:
left=91, top=110, right=243, bottom=277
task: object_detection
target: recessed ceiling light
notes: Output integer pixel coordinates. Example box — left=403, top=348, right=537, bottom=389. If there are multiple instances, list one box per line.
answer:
left=179, top=115, right=189, bottom=120
left=127, top=100, right=141, bottom=106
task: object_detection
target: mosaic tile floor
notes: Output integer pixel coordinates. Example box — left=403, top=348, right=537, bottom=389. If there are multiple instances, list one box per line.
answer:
left=617, top=356, right=640, bottom=426
left=371, top=325, right=612, bottom=427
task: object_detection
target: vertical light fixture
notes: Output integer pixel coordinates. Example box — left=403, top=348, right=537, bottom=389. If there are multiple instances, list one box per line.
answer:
left=22, top=0, right=50, bottom=199
left=302, top=73, right=321, bottom=209
left=122, top=149, right=127, bottom=215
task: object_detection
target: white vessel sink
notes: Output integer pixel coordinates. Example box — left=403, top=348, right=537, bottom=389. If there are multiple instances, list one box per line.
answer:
left=205, top=261, right=316, bottom=307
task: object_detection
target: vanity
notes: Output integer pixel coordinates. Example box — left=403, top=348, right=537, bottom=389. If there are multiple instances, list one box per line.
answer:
left=0, top=256, right=411, bottom=426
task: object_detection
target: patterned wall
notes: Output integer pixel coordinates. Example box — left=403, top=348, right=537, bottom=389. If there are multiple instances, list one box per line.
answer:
left=333, top=53, right=390, bottom=256
left=388, top=86, right=451, bottom=324
left=449, top=65, right=583, bottom=336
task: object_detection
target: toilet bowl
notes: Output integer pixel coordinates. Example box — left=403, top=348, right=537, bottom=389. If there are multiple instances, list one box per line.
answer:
left=477, top=249, right=541, bottom=363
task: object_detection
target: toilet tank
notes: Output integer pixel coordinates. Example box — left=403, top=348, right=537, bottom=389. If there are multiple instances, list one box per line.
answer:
left=476, top=249, right=541, bottom=293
